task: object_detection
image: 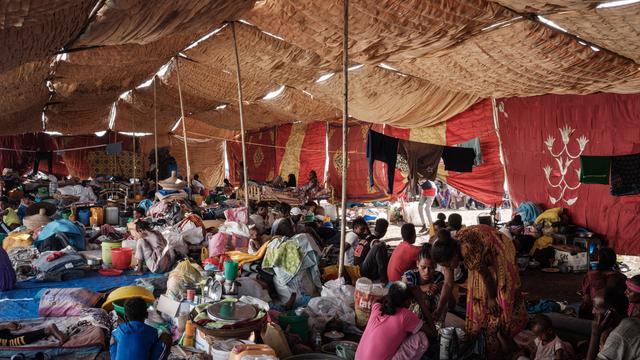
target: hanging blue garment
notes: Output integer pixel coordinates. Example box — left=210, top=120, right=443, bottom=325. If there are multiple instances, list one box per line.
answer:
left=515, top=202, right=542, bottom=224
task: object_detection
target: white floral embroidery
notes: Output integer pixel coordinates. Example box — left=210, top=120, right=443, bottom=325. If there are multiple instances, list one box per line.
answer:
left=543, top=125, right=588, bottom=205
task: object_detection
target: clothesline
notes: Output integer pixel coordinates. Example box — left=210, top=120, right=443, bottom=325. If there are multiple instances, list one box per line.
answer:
left=0, top=144, right=108, bottom=154
left=179, top=131, right=368, bottom=155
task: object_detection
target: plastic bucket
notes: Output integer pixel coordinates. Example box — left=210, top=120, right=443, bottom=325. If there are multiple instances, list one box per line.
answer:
left=111, top=247, right=133, bottom=270
left=223, top=260, right=239, bottom=281
left=279, top=311, right=309, bottom=343
left=77, top=208, right=90, bottom=226
left=101, top=241, right=122, bottom=265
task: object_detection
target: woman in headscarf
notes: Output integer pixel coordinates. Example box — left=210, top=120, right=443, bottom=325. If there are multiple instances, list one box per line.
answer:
left=0, top=246, right=16, bottom=291
left=431, top=225, right=527, bottom=358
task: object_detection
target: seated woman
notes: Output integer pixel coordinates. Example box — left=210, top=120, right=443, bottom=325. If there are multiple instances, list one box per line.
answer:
left=356, top=282, right=436, bottom=360
left=402, top=244, right=444, bottom=314
left=134, top=221, right=175, bottom=274
left=0, top=322, right=68, bottom=347
left=0, top=246, right=16, bottom=291
left=579, top=247, right=627, bottom=319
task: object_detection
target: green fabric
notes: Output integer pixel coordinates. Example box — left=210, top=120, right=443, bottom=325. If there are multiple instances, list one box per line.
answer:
left=262, top=240, right=301, bottom=275
left=580, top=155, right=611, bottom=184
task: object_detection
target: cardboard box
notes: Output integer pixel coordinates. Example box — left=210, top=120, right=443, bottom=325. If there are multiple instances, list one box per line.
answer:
left=554, top=245, right=588, bottom=272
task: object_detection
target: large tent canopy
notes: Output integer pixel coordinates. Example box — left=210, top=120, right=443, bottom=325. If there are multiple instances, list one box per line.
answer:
left=2, top=0, right=640, bottom=136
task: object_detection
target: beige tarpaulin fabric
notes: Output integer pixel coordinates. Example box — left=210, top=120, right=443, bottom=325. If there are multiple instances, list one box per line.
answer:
left=2, top=0, right=640, bottom=135
left=0, top=0, right=97, bottom=73
left=244, top=0, right=515, bottom=64
left=548, top=4, right=640, bottom=63
left=494, top=1, right=601, bottom=13
left=0, top=60, right=50, bottom=134
left=74, top=0, right=254, bottom=47
left=390, top=21, right=640, bottom=97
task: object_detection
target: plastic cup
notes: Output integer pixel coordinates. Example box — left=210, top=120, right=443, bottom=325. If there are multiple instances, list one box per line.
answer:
left=223, top=260, right=239, bottom=281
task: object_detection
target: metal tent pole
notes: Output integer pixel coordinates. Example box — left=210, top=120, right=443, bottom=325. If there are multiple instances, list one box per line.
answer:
left=231, top=21, right=250, bottom=207
left=338, top=0, right=349, bottom=279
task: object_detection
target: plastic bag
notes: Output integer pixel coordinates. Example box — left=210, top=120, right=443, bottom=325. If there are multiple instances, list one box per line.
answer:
left=321, top=278, right=355, bottom=307
left=165, top=260, right=203, bottom=300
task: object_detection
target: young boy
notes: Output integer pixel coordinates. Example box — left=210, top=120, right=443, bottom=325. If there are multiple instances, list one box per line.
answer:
left=110, top=297, right=170, bottom=360
left=531, top=314, right=575, bottom=360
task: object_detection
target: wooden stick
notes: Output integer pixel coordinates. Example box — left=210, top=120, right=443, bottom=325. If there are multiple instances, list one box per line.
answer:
left=231, top=21, right=250, bottom=207
left=338, top=0, right=349, bottom=279
left=132, top=107, right=137, bottom=196
left=492, top=98, right=509, bottom=207
left=153, top=76, right=159, bottom=192
left=175, top=57, right=192, bottom=196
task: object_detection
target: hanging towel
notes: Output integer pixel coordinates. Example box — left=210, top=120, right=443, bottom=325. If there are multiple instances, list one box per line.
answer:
left=398, top=140, right=443, bottom=195
left=610, top=152, right=640, bottom=196
left=441, top=146, right=475, bottom=172
left=579, top=155, right=611, bottom=185
left=456, top=137, right=482, bottom=166
left=367, top=130, right=399, bottom=194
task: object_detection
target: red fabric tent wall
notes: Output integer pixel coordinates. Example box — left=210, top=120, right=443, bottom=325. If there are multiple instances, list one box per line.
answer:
left=0, top=134, right=68, bottom=176
left=498, top=93, right=640, bottom=255
left=328, top=122, right=388, bottom=201
left=228, top=128, right=277, bottom=183
left=445, top=100, right=504, bottom=206
left=298, top=122, right=327, bottom=185
left=275, top=124, right=292, bottom=175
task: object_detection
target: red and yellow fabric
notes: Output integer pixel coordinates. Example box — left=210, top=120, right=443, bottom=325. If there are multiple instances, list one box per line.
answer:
left=297, top=122, right=327, bottom=185
left=228, top=127, right=277, bottom=183
left=497, top=93, right=640, bottom=255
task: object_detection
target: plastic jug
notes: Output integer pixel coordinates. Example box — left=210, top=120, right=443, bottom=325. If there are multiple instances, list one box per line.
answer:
left=105, top=207, right=119, bottom=225
left=90, top=207, right=104, bottom=226
left=354, top=277, right=384, bottom=328
left=101, top=240, right=122, bottom=265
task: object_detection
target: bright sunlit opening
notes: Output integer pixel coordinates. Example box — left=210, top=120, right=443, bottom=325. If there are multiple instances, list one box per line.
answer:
left=590, top=46, right=601, bottom=52
left=348, top=64, right=364, bottom=71
left=171, top=117, right=182, bottom=132
left=95, top=131, right=107, bottom=137
left=262, top=30, right=285, bottom=41
left=262, top=85, right=285, bottom=100
left=184, top=24, right=227, bottom=51
left=108, top=103, right=117, bottom=129
left=119, top=132, right=152, bottom=137
left=537, top=16, right=567, bottom=32
left=55, top=53, right=68, bottom=62
left=136, top=78, right=154, bottom=89
left=315, top=72, right=335, bottom=83
left=44, top=131, right=63, bottom=136
left=215, top=104, right=228, bottom=110
left=597, top=0, right=640, bottom=8
left=378, top=63, right=398, bottom=71
left=156, top=63, right=170, bottom=77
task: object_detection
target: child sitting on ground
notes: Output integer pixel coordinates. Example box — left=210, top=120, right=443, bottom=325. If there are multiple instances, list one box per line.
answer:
left=110, top=297, right=170, bottom=360
left=0, top=322, right=67, bottom=347
left=530, top=314, right=575, bottom=360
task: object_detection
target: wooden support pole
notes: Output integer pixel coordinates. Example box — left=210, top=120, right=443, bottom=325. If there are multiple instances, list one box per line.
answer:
left=175, top=57, right=192, bottom=196
left=338, top=0, right=349, bottom=279
left=231, top=21, right=250, bottom=207
left=153, top=76, right=159, bottom=192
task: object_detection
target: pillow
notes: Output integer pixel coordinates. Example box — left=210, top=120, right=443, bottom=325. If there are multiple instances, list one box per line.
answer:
left=38, top=288, right=102, bottom=317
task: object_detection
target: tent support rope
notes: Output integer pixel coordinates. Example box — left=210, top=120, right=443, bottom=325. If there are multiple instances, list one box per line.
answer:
left=153, top=76, right=159, bottom=192
left=231, top=21, right=250, bottom=207
left=338, top=0, right=349, bottom=279
left=175, top=57, right=192, bottom=197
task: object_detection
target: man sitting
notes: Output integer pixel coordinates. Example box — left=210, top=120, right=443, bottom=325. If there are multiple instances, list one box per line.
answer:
left=249, top=201, right=273, bottom=235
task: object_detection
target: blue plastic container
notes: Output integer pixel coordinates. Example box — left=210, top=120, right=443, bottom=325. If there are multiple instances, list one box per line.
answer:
left=77, top=208, right=90, bottom=226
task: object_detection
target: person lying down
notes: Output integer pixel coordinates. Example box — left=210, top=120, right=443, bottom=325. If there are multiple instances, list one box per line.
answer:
left=0, top=322, right=68, bottom=347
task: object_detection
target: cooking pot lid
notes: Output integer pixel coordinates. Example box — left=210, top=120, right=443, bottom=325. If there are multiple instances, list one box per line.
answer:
left=207, top=301, right=256, bottom=322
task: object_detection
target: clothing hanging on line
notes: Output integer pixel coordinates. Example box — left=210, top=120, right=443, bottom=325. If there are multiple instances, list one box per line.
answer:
left=441, top=146, right=475, bottom=173
left=398, top=139, right=443, bottom=195
left=579, top=155, right=611, bottom=185
left=610, top=152, right=640, bottom=196
left=456, top=137, right=482, bottom=166
left=367, top=130, right=399, bottom=194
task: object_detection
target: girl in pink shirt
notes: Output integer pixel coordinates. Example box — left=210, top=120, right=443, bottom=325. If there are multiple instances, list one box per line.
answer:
left=356, top=282, right=436, bottom=360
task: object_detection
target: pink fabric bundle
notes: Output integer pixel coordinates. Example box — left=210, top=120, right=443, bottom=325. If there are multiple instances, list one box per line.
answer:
left=38, top=288, right=102, bottom=317
left=224, top=207, right=248, bottom=225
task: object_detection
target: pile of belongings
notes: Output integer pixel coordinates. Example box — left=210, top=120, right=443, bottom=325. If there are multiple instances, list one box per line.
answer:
left=32, top=246, right=88, bottom=281
left=156, top=171, right=187, bottom=201
left=34, top=219, right=86, bottom=251
left=148, top=171, right=200, bottom=226
left=262, top=233, right=322, bottom=308
left=191, top=296, right=268, bottom=330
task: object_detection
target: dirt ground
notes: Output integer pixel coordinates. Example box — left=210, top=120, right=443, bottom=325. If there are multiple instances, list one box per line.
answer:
left=381, top=207, right=638, bottom=305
